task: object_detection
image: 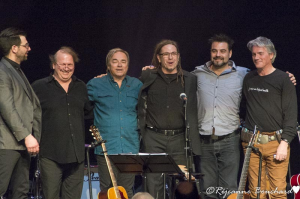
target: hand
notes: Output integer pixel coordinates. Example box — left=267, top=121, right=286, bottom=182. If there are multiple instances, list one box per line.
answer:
left=142, top=65, right=156, bottom=71
left=25, top=134, right=39, bottom=155
left=286, top=71, right=296, bottom=85
left=94, top=73, right=107, bottom=78
left=275, top=140, right=288, bottom=161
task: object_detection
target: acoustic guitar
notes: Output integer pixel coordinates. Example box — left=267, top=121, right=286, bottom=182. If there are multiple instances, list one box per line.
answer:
left=228, top=126, right=259, bottom=199
left=290, top=174, right=300, bottom=199
left=90, top=125, right=128, bottom=199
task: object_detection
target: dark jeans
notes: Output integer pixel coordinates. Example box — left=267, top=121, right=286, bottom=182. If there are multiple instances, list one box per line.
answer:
left=96, top=155, right=135, bottom=198
left=198, top=131, right=240, bottom=199
left=0, top=149, right=30, bottom=199
left=142, top=128, right=187, bottom=199
left=40, top=157, right=84, bottom=199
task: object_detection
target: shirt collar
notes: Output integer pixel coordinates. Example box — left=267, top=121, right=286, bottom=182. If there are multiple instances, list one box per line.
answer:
left=157, top=68, right=185, bottom=77
left=3, top=57, right=21, bottom=70
left=46, top=73, right=77, bottom=83
left=107, top=72, right=128, bottom=83
left=204, top=60, right=237, bottom=72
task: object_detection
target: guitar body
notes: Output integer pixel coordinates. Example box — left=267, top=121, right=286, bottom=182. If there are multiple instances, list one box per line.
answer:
left=227, top=193, right=250, bottom=199
left=290, top=174, right=300, bottom=199
left=107, top=186, right=128, bottom=199
left=98, top=191, right=108, bottom=199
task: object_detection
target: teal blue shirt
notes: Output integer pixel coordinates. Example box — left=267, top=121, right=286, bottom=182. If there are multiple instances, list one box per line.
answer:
left=87, top=73, right=142, bottom=155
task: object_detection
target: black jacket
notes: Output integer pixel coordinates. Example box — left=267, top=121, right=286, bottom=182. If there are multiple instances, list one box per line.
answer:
left=138, top=69, right=201, bottom=155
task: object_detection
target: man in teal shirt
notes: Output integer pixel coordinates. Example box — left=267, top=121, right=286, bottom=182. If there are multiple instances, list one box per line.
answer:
left=87, top=48, right=142, bottom=198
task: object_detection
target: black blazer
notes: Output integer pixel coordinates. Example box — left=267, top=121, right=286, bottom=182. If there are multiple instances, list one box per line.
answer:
left=138, top=69, right=201, bottom=155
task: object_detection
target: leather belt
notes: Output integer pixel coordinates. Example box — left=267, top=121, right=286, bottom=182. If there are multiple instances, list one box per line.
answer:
left=200, top=129, right=240, bottom=141
left=241, top=127, right=282, bottom=144
left=146, top=126, right=185, bottom=136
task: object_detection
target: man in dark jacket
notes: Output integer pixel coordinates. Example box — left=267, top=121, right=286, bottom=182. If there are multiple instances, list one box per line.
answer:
left=0, top=27, right=41, bottom=199
left=138, top=40, right=201, bottom=199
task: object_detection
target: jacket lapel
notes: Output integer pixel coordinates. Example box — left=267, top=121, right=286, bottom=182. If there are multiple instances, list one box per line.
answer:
left=1, top=58, right=32, bottom=101
left=183, top=70, right=190, bottom=95
left=141, top=70, right=158, bottom=91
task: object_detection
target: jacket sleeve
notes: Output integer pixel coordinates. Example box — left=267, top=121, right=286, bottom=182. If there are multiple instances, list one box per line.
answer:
left=139, top=69, right=154, bottom=83
left=0, top=68, right=31, bottom=141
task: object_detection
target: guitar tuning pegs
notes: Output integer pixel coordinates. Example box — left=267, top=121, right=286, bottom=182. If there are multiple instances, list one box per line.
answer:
left=89, top=129, right=92, bottom=132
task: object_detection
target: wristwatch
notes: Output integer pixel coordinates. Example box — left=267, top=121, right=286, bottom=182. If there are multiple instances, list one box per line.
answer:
left=281, top=138, right=289, bottom=144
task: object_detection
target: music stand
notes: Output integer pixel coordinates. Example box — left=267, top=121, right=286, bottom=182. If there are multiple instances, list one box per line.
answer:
left=109, top=153, right=184, bottom=199
left=108, top=153, right=183, bottom=174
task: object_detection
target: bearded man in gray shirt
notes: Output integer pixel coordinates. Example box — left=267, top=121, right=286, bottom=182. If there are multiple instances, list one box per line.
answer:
left=193, top=34, right=249, bottom=199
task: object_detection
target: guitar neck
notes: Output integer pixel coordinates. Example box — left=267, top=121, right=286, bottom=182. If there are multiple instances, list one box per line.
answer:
left=237, top=147, right=252, bottom=199
left=101, top=142, right=121, bottom=198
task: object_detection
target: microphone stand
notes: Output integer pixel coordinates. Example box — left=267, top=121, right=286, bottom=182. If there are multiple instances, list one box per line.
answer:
left=183, top=97, right=201, bottom=197
left=183, top=99, right=193, bottom=182
left=86, top=144, right=93, bottom=199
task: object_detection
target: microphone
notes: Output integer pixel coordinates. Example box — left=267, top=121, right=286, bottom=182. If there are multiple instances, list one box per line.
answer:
left=180, top=93, right=187, bottom=101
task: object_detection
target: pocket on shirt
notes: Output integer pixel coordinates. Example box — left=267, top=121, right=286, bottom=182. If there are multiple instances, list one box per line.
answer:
left=147, top=89, right=161, bottom=105
left=97, top=91, right=115, bottom=108
left=126, top=90, right=138, bottom=110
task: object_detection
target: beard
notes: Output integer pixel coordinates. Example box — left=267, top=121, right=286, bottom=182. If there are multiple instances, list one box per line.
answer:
left=16, top=53, right=28, bottom=63
left=212, top=57, right=228, bottom=69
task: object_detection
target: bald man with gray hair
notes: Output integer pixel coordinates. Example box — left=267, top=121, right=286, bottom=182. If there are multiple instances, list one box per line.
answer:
left=132, top=192, right=154, bottom=199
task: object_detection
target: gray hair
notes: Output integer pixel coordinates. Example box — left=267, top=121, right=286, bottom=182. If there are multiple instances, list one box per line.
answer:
left=247, top=36, right=277, bottom=63
left=106, top=48, right=130, bottom=72
left=132, top=192, right=154, bottom=199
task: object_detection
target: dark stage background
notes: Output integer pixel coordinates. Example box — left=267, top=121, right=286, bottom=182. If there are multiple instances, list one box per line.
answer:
left=1, top=1, right=299, bottom=175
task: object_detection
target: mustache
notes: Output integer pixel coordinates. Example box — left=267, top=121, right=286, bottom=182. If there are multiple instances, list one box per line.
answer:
left=213, top=56, right=223, bottom=60
left=59, top=69, right=71, bottom=72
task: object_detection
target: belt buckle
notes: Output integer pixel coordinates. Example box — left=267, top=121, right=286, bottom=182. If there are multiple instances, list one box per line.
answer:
left=257, top=134, right=268, bottom=144
left=211, top=134, right=218, bottom=140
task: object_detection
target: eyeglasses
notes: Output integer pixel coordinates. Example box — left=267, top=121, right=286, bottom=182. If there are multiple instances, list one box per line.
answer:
left=159, top=52, right=179, bottom=58
left=19, top=43, right=30, bottom=49
left=56, top=63, right=74, bottom=68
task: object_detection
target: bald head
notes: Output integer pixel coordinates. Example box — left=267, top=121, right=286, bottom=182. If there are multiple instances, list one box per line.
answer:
left=132, top=192, right=154, bottom=199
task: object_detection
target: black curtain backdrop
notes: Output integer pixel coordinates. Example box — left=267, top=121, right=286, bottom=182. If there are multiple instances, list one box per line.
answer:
left=1, top=1, right=299, bottom=174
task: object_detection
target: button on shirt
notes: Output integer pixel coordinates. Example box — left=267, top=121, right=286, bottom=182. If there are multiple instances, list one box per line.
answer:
left=87, top=72, right=142, bottom=155
left=32, top=75, right=93, bottom=164
left=192, top=61, right=249, bottom=136
left=146, top=69, right=185, bottom=130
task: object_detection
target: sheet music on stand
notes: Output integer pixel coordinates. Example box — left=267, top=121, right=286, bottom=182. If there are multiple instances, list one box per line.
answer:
left=108, top=153, right=183, bottom=174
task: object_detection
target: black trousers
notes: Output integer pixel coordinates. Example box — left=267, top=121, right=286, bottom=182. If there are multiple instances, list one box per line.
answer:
left=96, top=155, right=135, bottom=198
left=39, top=157, right=84, bottom=199
left=0, top=149, right=31, bottom=199
left=142, top=128, right=187, bottom=199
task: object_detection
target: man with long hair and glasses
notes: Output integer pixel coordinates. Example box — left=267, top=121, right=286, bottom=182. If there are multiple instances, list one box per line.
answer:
left=138, top=40, right=201, bottom=199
